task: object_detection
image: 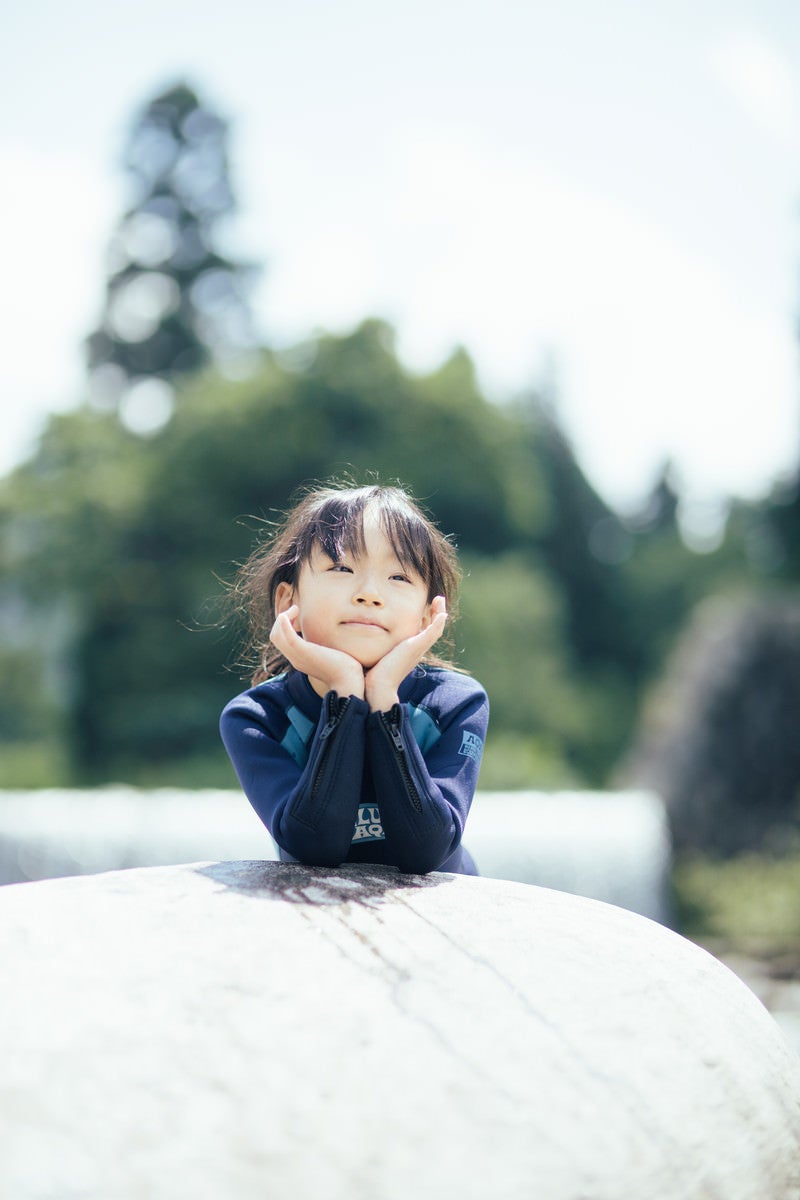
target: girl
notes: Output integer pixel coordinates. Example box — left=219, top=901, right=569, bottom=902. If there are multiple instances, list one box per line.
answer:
left=219, top=481, right=489, bottom=875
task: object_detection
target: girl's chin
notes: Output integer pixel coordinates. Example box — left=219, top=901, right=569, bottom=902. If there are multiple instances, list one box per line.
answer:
left=318, top=641, right=376, bottom=670
left=352, top=653, right=380, bottom=670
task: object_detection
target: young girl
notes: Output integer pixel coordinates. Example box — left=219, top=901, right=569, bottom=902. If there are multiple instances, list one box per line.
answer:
left=219, top=481, right=489, bottom=875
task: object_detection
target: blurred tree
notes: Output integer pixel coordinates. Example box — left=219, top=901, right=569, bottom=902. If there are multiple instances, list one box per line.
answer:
left=0, top=406, right=159, bottom=780
left=761, top=473, right=800, bottom=579
left=619, top=463, right=774, bottom=685
left=620, top=465, right=714, bottom=673
left=457, top=551, right=594, bottom=784
left=630, top=462, right=680, bottom=534
left=86, top=81, right=256, bottom=418
left=513, top=393, right=644, bottom=682
left=2, top=321, right=557, bottom=781
left=8, top=315, right=691, bottom=785
left=759, top=291, right=800, bottom=576
left=623, top=593, right=800, bottom=856
left=169, top=334, right=623, bottom=782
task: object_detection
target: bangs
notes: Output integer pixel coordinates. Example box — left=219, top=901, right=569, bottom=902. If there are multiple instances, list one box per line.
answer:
left=298, top=487, right=436, bottom=589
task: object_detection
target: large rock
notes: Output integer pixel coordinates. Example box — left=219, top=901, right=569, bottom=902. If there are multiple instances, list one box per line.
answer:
left=1, top=861, right=798, bottom=1199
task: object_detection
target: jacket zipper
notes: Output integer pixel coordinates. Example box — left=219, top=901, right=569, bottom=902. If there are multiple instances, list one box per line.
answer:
left=380, top=708, right=423, bottom=813
left=310, top=694, right=350, bottom=802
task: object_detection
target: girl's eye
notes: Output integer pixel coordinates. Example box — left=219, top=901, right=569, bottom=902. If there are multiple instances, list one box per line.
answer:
left=329, top=563, right=352, bottom=573
left=391, top=573, right=412, bottom=583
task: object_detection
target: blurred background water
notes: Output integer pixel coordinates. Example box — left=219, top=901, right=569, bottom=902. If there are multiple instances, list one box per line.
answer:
left=0, top=787, right=672, bottom=923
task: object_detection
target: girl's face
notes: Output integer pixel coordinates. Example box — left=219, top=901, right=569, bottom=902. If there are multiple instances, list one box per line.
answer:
left=275, top=508, right=434, bottom=669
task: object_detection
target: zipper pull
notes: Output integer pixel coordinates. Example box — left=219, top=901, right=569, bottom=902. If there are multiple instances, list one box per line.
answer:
left=380, top=707, right=423, bottom=812
left=382, top=708, right=405, bottom=754
left=321, top=693, right=349, bottom=739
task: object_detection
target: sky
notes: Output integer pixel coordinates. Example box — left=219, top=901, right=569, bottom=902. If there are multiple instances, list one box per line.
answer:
left=2, top=0, right=800, bottom=535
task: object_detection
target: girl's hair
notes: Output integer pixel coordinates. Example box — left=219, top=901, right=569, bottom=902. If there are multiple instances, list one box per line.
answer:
left=227, top=481, right=463, bottom=683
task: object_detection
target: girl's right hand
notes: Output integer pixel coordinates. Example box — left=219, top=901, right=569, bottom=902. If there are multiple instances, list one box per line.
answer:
left=270, top=605, right=365, bottom=699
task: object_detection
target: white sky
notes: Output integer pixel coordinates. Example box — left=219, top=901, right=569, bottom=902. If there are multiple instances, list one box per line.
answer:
left=2, top=0, right=800, bottom=517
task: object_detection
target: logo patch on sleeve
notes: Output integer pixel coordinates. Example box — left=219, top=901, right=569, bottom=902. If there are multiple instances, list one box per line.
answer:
left=458, top=731, right=483, bottom=762
left=351, top=804, right=385, bottom=842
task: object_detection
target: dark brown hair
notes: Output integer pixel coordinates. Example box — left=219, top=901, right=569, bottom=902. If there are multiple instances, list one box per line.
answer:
left=226, top=481, right=463, bottom=683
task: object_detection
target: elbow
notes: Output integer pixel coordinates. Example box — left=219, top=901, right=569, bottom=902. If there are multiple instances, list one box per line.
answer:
left=395, top=851, right=447, bottom=876
left=298, top=849, right=346, bottom=869
left=274, top=820, right=350, bottom=869
left=395, top=830, right=459, bottom=876
left=279, top=842, right=345, bottom=869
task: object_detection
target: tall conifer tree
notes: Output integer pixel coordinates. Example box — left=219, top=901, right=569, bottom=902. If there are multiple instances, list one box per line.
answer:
left=86, top=81, right=256, bottom=415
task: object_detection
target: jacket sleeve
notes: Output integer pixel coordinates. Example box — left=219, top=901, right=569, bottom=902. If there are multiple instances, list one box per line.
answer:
left=219, top=689, right=369, bottom=867
left=365, top=678, right=489, bottom=874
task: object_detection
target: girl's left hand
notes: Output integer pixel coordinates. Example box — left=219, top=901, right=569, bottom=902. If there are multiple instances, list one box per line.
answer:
left=364, top=596, right=447, bottom=712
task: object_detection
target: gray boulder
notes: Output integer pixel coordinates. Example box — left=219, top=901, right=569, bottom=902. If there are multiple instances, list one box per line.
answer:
left=1, top=861, right=798, bottom=1199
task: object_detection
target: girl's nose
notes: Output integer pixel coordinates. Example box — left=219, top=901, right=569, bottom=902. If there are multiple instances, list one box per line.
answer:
left=353, top=579, right=384, bottom=606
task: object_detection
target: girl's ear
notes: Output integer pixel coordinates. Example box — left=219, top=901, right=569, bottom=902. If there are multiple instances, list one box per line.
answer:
left=274, top=581, right=296, bottom=615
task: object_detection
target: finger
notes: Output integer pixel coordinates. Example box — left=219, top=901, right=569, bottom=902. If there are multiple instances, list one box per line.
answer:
left=392, top=615, right=446, bottom=662
left=424, top=610, right=448, bottom=642
left=270, top=609, right=300, bottom=649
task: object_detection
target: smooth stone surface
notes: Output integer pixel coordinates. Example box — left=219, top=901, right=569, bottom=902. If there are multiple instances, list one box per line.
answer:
left=1, top=862, right=799, bottom=1200
left=0, top=787, right=671, bottom=921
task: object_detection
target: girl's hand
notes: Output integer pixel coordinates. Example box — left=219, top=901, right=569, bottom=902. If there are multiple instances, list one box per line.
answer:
left=270, top=606, right=365, bottom=699
left=364, top=597, right=448, bottom=712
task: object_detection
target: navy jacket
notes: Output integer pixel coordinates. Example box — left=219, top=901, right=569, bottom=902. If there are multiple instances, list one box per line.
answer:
left=219, top=665, right=489, bottom=875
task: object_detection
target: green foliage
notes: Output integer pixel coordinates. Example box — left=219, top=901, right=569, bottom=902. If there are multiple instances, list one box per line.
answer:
left=0, top=741, right=72, bottom=789
left=3, top=408, right=152, bottom=597
left=476, top=734, right=584, bottom=790
left=7, top=303, right=785, bottom=797
left=457, top=552, right=591, bottom=771
left=139, top=319, right=548, bottom=577
left=619, top=468, right=752, bottom=676
left=0, top=643, right=60, bottom=743
left=0, top=741, right=73, bottom=789
left=1, top=313, right=652, bottom=784
left=673, top=852, right=800, bottom=956
left=762, top=471, right=800, bottom=580
left=517, top=395, right=645, bottom=679
left=99, top=750, right=239, bottom=790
